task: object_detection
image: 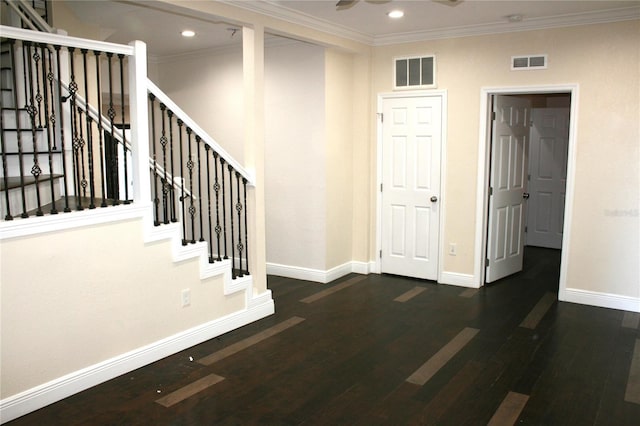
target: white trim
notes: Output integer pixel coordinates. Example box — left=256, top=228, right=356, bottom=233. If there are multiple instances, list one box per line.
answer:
left=0, top=25, right=134, bottom=55
left=561, top=289, right=640, bottom=313
left=0, top=295, right=274, bottom=423
left=373, top=6, right=640, bottom=46
left=474, top=84, right=579, bottom=296
left=216, top=3, right=640, bottom=47
left=0, top=203, right=151, bottom=240
left=439, top=271, right=478, bottom=288
left=376, top=90, right=448, bottom=281
left=266, top=261, right=369, bottom=284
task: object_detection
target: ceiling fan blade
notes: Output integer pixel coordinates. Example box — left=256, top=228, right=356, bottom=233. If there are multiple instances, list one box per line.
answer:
left=336, top=0, right=356, bottom=7
left=433, top=0, right=464, bottom=7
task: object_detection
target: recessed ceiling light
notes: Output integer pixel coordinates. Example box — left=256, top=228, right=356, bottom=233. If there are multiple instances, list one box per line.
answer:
left=181, top=30, right=196, bottom=37
left=388, top=10, right=404, bottom=19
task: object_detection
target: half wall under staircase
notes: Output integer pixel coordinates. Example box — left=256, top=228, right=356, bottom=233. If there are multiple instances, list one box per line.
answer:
left=0, top=23, right=273, bottom=424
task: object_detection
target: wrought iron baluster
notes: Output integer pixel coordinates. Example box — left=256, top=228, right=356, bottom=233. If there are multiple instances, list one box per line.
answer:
left=167, top=110, right=177, bottom=222
left=228, top=164, right=235, bottom=278
left=106, top=52, right=118, bottom=205
left=8, top=39, right=26, bottom=218
left=205, top=146, right=214, bottom=262
left=77, top=109, right=88, bottom=202
left=148, top=94, right=159, bottom=224
left=32, top=41, right=43, bottom=128
left=54, top=44, right=70, bottom=212
left=195, top=136, right=204, bottom=242
left=235, top=171, right=243, bottom=277
left=93, top=50, right=107, bottom=207
left=213, top=152, right=222, bottom=261
left=0, top=60, right=9, bottom=220
left=81, top=49, right=95, bottom=209
left=119, top=54, right=129, bottom=204
left=243, top=177, right=249, bottom=275
left=177, top=119, right=187, bottom=244
left=39, top=43, right=57, bottom=214
left=25, top=42, right=43, bottom=216
left=220, top=157, right=227, bottom=259
left=68, top=47, right=84, bottom=211
left=186, top=128, right=196, bottom=243
left=159, top=103, right=169, bottom=224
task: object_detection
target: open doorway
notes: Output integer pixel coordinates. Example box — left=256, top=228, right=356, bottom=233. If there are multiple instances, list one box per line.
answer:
left=475, top=85, right=578, bottom=296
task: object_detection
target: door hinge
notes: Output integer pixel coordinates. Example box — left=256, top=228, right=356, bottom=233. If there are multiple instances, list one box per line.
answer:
left=380, top=250, right=382, bottom=258
left=525, top=226, right=528, bottom=233
left=489, top=187, right=493, bottom=196
left=491, top=111, right=496, bottom=121
left=380, top=183, right=383, bottom=192
left=378, top=112, right=383, bottom=123
left=527, top=174, right=531, bottom=181
left=486, top=258, right=490, bottom=266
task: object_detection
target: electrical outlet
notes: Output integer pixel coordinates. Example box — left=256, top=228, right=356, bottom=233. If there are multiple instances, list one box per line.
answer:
left=449, top=243, right=457, bottom=256
left=181, top=288, right=191, bottom=307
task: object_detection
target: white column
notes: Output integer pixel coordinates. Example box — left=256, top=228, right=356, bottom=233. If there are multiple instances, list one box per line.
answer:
left=243, top=25, right=267, bottom=294
left=127, top=40, right=150, bottom=204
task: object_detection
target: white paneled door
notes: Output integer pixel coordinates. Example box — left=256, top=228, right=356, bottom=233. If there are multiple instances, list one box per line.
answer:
left=486, top=95, right=531, bottom=283
left=526, top=108, right=570, bottom=249
left=381, top=95, right=442, bottom=280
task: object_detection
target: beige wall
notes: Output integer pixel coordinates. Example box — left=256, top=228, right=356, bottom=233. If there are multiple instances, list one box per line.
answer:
left=372, top=20, right=639, bottom=296
left=325, top=48, right=355, bottom=269
left=0, top=218, right=244, bottom=398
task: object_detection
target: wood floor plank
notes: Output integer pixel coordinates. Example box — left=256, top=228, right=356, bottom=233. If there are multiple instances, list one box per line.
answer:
left=394, top=286, right=426, bottom=302
left=300, top=275, right=366, bottom=303
left=155, top=373, right=225, bottom=407
left=197, top=316, right=305, bottom=366
left=487, top=391, right=529, bottom=426
left=622, top=312, right=640, bottom=329
left=519, top=292, right=556, bottom=329
left=625, top=338, right=640, bottom=404
left=406, top=327, right=479, bottom=386
left=459, top=288, right=479, bottom=298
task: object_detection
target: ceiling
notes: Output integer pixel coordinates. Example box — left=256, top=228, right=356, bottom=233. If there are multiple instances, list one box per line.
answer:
left=63, top=0, right=640, bottom=57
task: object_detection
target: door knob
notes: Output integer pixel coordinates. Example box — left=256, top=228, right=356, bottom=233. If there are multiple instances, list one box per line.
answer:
left=430, top=196, right=438, bottom=202
left=523, top=192, right=530, bottom=199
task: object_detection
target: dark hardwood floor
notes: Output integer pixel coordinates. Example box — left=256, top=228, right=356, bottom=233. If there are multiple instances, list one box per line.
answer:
left=7, top=247, right=640, bottom=425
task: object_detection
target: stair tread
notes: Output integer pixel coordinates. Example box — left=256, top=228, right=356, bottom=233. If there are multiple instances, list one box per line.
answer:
left=0, top=174, right=63, bottom=191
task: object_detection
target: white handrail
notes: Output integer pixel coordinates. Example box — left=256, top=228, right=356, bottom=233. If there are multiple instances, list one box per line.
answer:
left=146, top=79, right=255, bottom=186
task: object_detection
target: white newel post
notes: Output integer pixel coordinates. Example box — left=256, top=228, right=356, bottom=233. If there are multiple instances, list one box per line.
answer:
left=243, top=25, right=267, bottom=294
left=128, top=40, right=150, bottom=204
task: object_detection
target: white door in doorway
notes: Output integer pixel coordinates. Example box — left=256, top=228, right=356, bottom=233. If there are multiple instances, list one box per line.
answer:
left=526, top=108, right=570, bottom=249
left=381, top=95, right=442, bottom=280
left=486, top=95, right=531, bottom=283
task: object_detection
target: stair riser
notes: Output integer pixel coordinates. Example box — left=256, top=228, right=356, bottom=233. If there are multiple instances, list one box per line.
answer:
left=2, top=129, right=51, bottom=152
left=1, top=152, right=65, bottom=177
left=2, top=108, right=31, bottom=128
left=0, top=178, right=61, bottom=218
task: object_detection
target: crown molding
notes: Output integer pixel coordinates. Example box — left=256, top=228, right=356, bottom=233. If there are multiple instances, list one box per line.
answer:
left=220, top=2, right=639, bottom=48
left=220, top=0, right=374, bottom=45
left=373, top=5, right=640, bottom=46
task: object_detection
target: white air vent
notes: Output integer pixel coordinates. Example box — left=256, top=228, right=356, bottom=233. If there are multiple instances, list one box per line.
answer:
left=394, top=55, right=436, bottom=89
left=511, top=54, right=547, bottom=70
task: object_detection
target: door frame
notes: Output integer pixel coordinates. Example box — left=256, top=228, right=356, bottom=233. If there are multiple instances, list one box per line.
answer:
left=474, top=84, right=578, bottom=301
left=375, top=90, right=448, bottom=281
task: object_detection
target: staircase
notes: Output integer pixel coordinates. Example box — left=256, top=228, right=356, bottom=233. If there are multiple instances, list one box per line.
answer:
left=0, top=2, right=272, bottom=422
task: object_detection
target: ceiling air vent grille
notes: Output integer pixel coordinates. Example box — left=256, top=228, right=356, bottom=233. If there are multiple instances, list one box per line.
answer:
left=511, top=54, right=547, bottom=70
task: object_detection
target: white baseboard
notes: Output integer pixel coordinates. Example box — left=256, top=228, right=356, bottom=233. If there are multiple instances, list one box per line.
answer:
left=266, top=261, right=372, bottom=284
left=439, top=271, right=478, bottom=288
left=0, top=295, right=274, bottom=424
left=560, top=288, right=640, bottom=313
